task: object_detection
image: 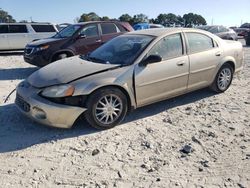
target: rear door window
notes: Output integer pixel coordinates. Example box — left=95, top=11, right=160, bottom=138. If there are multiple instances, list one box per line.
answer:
left=186, top=33, right=214, bottom=54
left=31, top=25, right=56, bottom=32
left=101, top=23, right=119, bottom=35
left=0, top=25, right=8, bottom=33
left=9, top=25, right=28, bottom=33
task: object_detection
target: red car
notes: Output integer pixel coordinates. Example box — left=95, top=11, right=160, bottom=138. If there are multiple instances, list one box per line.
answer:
left=235, top=23, right=250, bottom=37
left=24, top=21, right=133, bottom=67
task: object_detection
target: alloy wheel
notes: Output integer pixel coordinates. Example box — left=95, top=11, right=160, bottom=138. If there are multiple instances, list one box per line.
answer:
left=217, top=67, right=232, bottom=91
left=95, top=94, right=123, bottom=125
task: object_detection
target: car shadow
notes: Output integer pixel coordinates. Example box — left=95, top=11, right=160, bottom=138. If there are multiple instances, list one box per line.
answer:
left=0, top=67, right=38, bottom=80
left=0, top=104, right=97, bottom=153
left=0, top=51, right=24, bottom=56
left=124, top=88, right=216, bottom=123
left=0, top=88, right=216, bottom=153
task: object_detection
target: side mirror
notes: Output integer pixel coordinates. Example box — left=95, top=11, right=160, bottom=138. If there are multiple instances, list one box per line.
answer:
left=139, top=55, right=162, bottom=67
left=78, top=34, right=86, bottom=39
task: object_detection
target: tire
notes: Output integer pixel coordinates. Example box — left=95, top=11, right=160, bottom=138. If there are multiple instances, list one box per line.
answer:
left=210, top=64, right=233, bottom=93
left=85, top=87, right=128, bottom=129
left=56, top=53, right=67, bottom=61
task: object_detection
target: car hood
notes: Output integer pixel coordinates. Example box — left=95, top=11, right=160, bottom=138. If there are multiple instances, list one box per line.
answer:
left=28, top=56, right=120, bottom=88
left=28, top=37, right=66, bottom=46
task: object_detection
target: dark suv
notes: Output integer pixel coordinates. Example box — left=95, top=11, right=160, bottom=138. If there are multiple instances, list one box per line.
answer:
left=24, top=21, right=133, bottom=66
left=246, top=31, right=250, bottom=46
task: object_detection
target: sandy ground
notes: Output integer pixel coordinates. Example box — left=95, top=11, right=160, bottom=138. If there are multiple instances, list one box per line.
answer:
left=0, top=42, right=250, bottom=188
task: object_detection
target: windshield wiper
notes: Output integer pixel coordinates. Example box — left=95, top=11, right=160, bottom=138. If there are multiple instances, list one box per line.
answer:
left=88, top=56, right=107, bottom=63
left=80, top=54, right=128, bottom=66
left=82, top=54, right=106, bottom=64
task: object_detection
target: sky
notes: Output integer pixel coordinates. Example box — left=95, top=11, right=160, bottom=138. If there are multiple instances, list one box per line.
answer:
left=0, top=0, right=250, bottom=26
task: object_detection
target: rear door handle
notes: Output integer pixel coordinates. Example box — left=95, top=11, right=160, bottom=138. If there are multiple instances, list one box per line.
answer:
left=177, top=60, right=185, bottom=66
left=215, top=51, right=222, bottom=56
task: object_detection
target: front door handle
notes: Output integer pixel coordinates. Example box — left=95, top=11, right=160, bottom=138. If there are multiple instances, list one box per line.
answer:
left=177, top=60, right=185, bottom=66
left=96, top=39, right=102, bottom=43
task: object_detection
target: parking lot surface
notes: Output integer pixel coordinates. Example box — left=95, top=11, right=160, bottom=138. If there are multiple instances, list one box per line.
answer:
left=0, top=44, right=249, bottom=187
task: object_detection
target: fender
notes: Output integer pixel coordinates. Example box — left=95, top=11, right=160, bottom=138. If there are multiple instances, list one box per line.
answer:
left=210, top=55, right=236, bottom=83
left=217, top=55, right=236, bottom=73
left=71, top=66, right=137, bottom=110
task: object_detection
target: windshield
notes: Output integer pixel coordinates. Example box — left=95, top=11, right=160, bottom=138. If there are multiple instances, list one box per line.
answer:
left=54, top=24, right=81, bottom=38
left=207, top=26, right=219, bottom=33
left=198, top=26, right=219, bottom=33
left=198, top=26, right=212, bottom=31
left=82, top=35, right=155, bottom=65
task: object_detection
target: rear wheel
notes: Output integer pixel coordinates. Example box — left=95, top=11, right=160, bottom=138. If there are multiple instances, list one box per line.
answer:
left=210, top=64, right=233, bottom=93
left=85, top=87, right=128, bottom=129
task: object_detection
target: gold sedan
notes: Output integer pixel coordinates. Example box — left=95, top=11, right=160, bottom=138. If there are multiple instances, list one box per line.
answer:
left=15, top=28, right=244, bottom=129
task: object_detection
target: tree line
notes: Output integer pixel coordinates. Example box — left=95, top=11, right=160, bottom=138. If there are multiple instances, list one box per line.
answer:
left=0, top=8, right=16, bottom=23
left=0, top=8, right=207, bottom=27
left=77, top=12, right=207, bottom=27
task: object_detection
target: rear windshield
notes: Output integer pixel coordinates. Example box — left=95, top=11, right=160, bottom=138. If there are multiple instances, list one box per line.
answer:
left=31, top=25, right=56, bottom=32
left=240, top=23, right=250, bottom=28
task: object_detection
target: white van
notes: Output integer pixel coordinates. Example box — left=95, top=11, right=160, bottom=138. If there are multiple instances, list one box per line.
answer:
left=0, top=23, right=58, bottom=50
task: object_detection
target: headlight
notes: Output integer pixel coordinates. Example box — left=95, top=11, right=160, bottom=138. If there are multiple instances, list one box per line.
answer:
left=36, top=45, right=50, bottom=51
left=41, top=84, right=75, bottom=98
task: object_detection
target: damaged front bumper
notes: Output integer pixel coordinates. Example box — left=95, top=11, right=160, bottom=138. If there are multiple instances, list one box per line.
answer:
left=15, top=81, right=87, bottom=128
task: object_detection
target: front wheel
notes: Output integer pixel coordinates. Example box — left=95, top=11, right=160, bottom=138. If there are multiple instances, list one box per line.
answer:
left=85, top=87, right=128, bottom=129
left=56, top=53, right=68, bottom=61
left=210, top=64, right=233, bottom=93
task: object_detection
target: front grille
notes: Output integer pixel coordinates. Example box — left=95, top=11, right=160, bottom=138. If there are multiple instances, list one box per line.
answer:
left=15, top=93, right=30, bottom=112
left=24, top=47, right=34, bottom=55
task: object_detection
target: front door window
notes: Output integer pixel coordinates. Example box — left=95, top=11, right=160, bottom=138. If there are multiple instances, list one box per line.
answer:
left=80, top=24, right=98, bottom=37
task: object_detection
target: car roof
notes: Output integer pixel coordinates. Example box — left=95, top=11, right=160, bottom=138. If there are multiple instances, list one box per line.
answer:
left=126, top=28, right=206, bottom=37
left=76, top=21, right=124, bottom=25
left=134, top=23, right=149, bottom=26
left=0, top=22, right=54, bottom=25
